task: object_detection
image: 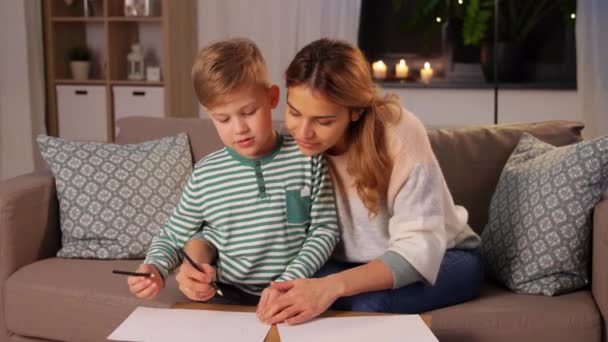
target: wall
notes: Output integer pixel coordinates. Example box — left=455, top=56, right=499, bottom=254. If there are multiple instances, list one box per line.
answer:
left=388, top=88, right=581, bottom=128
left=0, top=1, right=46, bottom=181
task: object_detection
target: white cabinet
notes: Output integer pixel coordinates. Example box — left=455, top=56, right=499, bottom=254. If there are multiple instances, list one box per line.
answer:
left=56, top=85, right=108, bottom=141
left=112, top=86, right=164, bottom=121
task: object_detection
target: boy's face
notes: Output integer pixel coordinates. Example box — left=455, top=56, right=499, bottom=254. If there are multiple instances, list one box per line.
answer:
left=204, top=84, right=279, bottom=159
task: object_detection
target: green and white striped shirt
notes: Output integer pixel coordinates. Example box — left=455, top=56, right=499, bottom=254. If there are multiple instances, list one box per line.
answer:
left=145, top=134, right=339, bottom=295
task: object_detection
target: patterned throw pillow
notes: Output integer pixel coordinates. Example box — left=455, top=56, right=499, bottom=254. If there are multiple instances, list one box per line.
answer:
left=37, top=134, right=192, bottom=259
left=481, top=133, right=608, bottom=295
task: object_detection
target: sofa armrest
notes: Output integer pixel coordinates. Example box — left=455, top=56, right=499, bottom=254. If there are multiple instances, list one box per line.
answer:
left=0, top=170, right=61, bottom=338
left=593, top=199, right=608, bottom=342
left=0, top=170, right=61, bottom=279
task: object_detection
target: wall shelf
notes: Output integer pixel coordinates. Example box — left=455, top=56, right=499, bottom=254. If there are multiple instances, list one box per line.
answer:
left=43, top=0, right=197, bottom=141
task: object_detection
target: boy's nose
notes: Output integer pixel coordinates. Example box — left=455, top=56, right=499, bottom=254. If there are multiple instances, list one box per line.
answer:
left=234, top=119, right=249, bottom=134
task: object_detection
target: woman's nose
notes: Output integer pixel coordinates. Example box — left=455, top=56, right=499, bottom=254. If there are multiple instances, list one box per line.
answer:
left=299, top=122, right=314, bottom=139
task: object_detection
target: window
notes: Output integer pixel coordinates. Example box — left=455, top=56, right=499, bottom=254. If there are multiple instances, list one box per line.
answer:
left=358, top=0, right=577, bottom=88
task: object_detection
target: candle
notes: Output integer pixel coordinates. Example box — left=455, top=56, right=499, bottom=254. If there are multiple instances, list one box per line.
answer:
left=372, top=60, right=387, bottom=80
left=395, top=59, right=409, bottom=79
left=420, top=62, right=434, bottom=84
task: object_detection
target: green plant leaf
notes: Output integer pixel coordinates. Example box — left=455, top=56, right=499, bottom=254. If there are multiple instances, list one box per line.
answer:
left=392, top=0, right=404, bottom=12
left=463, top=0, right=493, bottom=46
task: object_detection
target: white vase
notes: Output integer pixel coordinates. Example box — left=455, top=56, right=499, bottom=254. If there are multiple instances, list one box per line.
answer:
left=70, top=61, right=90, bottom=80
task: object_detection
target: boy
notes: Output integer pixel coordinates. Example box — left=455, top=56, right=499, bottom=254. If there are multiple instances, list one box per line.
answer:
left=127, top=38, right=339, bottom=302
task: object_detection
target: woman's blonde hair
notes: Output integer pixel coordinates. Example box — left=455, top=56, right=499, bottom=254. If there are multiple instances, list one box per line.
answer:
left=192, top=38, right=269, bottom=107
left=285, top=38, right=402, bottom=216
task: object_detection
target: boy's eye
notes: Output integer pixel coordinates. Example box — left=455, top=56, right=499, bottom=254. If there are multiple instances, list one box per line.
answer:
left=289, top=111, right=301, bottom=117
left=215, top=116, right=229, bottom=123
left=243, top=108, right=257, bottom=115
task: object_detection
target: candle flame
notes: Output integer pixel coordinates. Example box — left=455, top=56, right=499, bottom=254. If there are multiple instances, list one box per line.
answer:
left=399, top=59, right=406, bottom=67
left=424, top=62, right=431, bottom=69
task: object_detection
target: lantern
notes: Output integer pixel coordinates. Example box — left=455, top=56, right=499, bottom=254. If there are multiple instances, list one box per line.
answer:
left=127, top=43, right=145, bottom=80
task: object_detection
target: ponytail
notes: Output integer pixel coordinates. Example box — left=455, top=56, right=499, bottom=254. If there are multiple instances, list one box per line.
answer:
left=347, top=94, right=401, bottom=216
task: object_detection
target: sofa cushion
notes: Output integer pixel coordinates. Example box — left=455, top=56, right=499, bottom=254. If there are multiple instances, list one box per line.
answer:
left=37, top=134, right=192, bottom=259
left=481, top=134, right=608, bottom=295
left=429, top=284, right=600, bottom=342
left=427, top=121, right=583, bottom=233
left=4, top=258, right=189, bottom=342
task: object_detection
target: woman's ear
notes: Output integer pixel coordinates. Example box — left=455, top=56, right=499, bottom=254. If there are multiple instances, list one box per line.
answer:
left=350, top=109, right=363, bottom=122
left=268, top=85, right=280, bottom=109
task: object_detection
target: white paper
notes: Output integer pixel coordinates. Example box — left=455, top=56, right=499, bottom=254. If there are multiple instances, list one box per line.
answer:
left=108, top=307, right=270, bottom=342
left=278, top=315, right=437, bottom=342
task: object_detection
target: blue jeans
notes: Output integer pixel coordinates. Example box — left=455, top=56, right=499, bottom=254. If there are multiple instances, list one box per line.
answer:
left=315, top=249, right=484, bottom=313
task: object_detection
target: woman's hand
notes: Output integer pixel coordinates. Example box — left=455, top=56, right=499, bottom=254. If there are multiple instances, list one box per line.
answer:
left=258, top=277, right=342, bottom=325
left=256, top=286, right=284, bottom=323
left=175, top=259, right=217, bottom=301
left=127, top=264, right=164, bottom=300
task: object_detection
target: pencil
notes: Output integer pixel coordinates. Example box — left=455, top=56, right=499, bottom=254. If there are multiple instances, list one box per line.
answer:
left=112, top=270, right=152, bottom=277
left=180, top=250, right=224, bottom=297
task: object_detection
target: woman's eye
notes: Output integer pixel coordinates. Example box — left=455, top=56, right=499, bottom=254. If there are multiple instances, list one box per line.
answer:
left=289, top=111, right=301, bottom=117
left=317, top=120, right=334, bottom=126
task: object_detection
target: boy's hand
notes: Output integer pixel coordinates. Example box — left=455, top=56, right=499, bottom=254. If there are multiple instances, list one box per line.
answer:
left=176, top=260, right=217, bottom=301
left=127, top=264, right=164, bottom=300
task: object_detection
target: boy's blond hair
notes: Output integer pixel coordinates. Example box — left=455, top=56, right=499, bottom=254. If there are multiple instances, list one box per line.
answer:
left=191, top=38, right=270, bottom=107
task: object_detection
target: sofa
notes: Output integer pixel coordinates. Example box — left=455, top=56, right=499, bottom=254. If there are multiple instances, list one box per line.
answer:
left=0, top=116, right=605, bottom=342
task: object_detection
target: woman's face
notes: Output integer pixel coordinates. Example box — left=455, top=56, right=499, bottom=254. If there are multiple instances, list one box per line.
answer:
left=285, top=85, right=358, bottom=156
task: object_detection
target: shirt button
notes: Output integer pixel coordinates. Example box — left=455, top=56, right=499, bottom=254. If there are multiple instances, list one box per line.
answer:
left=256, top=172, right=263, bottom=178
left=260, top=186, right=266, bottom=192
left=255, top=161, right=261, bottom=166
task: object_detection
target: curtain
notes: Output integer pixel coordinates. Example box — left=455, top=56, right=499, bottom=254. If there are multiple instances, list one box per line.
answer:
left=577, top=0, right=608, bottom=139
left=0, top=1, right=46, bottom=180
left=196, top=0, right=362, bottom=119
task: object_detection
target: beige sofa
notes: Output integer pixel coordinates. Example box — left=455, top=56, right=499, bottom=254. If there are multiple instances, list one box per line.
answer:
left=0, top=117, right=605, bottom=342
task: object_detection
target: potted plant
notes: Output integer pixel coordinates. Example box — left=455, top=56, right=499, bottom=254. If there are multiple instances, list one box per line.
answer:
left=69, top=46, right=91, bottom=80
left=463, top=0, right=568, bottom=82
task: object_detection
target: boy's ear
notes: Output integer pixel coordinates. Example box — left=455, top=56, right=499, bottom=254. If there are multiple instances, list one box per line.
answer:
left=268, top=85, right=280, bottom=109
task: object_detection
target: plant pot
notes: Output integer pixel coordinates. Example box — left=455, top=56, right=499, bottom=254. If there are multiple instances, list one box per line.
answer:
left=480, top=42, right=523, bottom=83
left=70, top=61, right=90, bottom=80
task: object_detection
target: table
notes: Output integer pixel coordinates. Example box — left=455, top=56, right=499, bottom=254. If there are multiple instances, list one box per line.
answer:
left=173, top=302, right=432, bottom=342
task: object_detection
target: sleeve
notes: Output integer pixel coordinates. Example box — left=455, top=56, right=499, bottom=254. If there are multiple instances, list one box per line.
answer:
left=276, top=154, right=340, bottom=281
left=144, top=169, right=207, bottom=279
left=378, top=114, right=448, bottom=287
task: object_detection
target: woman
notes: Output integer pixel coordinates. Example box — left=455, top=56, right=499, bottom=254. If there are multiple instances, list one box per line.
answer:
left=257, top=38, right=483, bottom=325
left=180, top=38, right=483, bottom=324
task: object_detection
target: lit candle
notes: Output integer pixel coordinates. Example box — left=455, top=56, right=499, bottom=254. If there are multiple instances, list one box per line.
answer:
left=372, top=60, right=387, bottom=80
left=395, top=59, right=409, bottom=79
left=420, top=62, right=434, bottom=84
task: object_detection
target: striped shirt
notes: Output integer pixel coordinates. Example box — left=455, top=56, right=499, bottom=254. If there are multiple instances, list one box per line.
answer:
left=145, top=134, right=339, bottom=295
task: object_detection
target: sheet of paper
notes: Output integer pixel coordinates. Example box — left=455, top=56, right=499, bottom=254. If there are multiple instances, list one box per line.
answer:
left=278, top=315, right=437, bottom=342
left=108, top=307, right=270, bottom=342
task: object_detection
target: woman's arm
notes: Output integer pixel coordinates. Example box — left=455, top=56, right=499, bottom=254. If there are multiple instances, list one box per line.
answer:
left=259, top=259, right=393, bottom=325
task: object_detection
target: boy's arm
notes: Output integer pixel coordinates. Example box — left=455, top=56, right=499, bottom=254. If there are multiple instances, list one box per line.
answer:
left=275, top=155, right=339, bottom=281
left=144, top=170, right=207, bottom=279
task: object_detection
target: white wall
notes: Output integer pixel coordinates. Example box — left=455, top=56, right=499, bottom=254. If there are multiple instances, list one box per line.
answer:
left=386, top=88, right=581, bottom=128
left=0, top=1, right=46, bottom=181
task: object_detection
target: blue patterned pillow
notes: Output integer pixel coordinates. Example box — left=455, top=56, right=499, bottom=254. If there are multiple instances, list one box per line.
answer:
left=481, top=133, right=608, bottom=295
left=37, top=134, right=192, bottom=259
